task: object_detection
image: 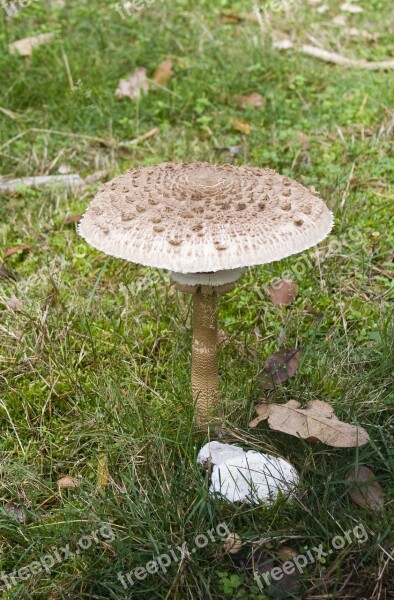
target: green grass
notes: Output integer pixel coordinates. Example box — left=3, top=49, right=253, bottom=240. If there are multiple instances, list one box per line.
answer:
left=0, top=0, right=393, bottom=598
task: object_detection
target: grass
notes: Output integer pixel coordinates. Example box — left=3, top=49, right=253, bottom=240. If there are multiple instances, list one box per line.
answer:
left=0, top=0, right=393, bottom=598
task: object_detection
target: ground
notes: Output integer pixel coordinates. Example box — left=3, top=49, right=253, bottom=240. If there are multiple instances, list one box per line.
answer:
left=0, top=0, right=393, bottom=598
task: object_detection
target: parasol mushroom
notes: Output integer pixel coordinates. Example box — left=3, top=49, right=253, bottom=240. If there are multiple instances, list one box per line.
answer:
left=79, top=162, right=333, bottom=426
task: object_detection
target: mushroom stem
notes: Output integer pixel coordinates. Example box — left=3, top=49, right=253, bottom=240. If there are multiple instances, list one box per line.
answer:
left=192, top=287, right=220, bottom=425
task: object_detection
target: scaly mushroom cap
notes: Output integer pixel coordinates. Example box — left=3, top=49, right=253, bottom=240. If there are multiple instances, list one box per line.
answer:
left=79, top=162, right=333, bottom=273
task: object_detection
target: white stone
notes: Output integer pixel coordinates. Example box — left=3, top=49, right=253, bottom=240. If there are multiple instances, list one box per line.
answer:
left=209, top=450, right=299, bottom=504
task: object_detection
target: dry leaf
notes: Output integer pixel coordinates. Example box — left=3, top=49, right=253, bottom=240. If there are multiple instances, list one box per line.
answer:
left=220, top=11, right=243, bottom=23
left=340, top=2, right=363, bottom=13
left=97, top=452, right=109, bottom=493
left=347, top=28, right=378, bottom=40
left=64, top=214, right=82, bottom=224
left=84, top=170, right=109, bottom=185
left=347, top=466, right=384, bottom=510
left=4, top=244, right=32, bottom=259
left=153, top=60, right=174, bottom=85
left=223, top=533, right=243, bottom=554
left=9, top=33, right=54, bottom=57
left=268, top=279, right=299, bottom=306
left=0, top=106, right=20, bottom=120
left=115, top=67, right=149, bottom=101
left=255, top=553, right=300, bottom=598
left=4, top=502, right=26, bottom=523
left=0, top=262, right=17, bottom=281
left=5, top=295, right=23, bottom=311
left=57, top=476, right=80, bottom=490
left=272, top=570, right=300, bottom=597
left=215, top=145, right=242, bottom=157
left=234, top=92, right=266, bottom=108
left=333, top=14, right=348, bottom=25
left=217, top=329, right=229, bottom=345
left=295, top=130, right=310, bottom=149
left=58, top=164, right=72, bottom=174
left=278, top=546, right=298, bottom=561
left=262, top=348, right=300, bottom=388
left=249, top=399, right=370, bottom=448
left=229, top=117, right=251, bottom=135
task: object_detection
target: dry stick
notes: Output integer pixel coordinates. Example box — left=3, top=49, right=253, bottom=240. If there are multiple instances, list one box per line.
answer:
left=0, top=129, right=113, bottom=153
left=0, top=174, right=85, bottom=194
left=118, top=127, right=159, bottom=147
left=192, top=288, right=220, bottom=425
left=275, top=41, right=394, bottom=70
left=0, top=127, right=159, bottom=153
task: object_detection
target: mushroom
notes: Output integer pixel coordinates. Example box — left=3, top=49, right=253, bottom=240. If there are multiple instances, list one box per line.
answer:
left=209, top=450, right=299, bottom=504
left=197, top=442, right=299, bottom=504
left=79, top=162, right=333, bottom=427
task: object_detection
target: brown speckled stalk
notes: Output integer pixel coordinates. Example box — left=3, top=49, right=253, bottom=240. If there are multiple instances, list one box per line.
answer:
left=192, top=287, right=219, bottom=425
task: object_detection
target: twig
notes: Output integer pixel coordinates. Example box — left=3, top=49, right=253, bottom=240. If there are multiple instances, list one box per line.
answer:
left=0, top=174, right=85, bottom=194
left=0, top=127, right=159, bottom=152
left=274, top=40, right=394, bottom=70
left=118, top=127, right=159, bottom=147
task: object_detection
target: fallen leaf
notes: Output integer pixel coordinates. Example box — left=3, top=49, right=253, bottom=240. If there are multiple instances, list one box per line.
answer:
left=115, top=67, right=149, bottom=101
left=295, top=130, right=310, bottom=149
left=278, top=546, right=298, bottom=561
left=215, top=145, right=242, bottom=157
left=4, top=244, right=32, bottom=259
left=57, top=476, right=80, bottom=490
left=4, top=502, right=26, bottom=523
left=217, top=329, right=229, bottom=345
left=0, top=106, right=20, bottom=120
left=340, top=2, right=363, bottom=13
left=223, top=532, right=243, bottom=554
left=254, top=553, right=300, bottom=598
left=268, top=279, right=299, bottom=306
left=273, top=38, right=293, bottom=50
left=249, top=399, right=370, bottom=447
left=153, top=60, right=174, bottom=85
left=0, top=262, right=17, bottom=281
left=234, top=92, right=266, bottom=108
left=333, top=14, right=348, bottom=25
left=253, top=325, right=263, bottom=340
left=84, top=170, right=109, bottom=185
left=384, top=252, right=394, bottom=264
left=58, top=164, right=72, bottom=174
left=64, top=214, right=82, bottom=224
left=347, top=28, right=378, bottom=40
left=262, top=348, right=300, bottom=389
left=9, top=33, right=54, bottom=57
left=5, top=295, right=23, bottom=311
left=97, top=452, right=109, bottom=493
left=347, top=466, right=384, bottom=510
left=229, top=117, right=251, bottom=135
left=220, top=11, right=243, bottom=23
left=271, top=570, right=300, bottom=597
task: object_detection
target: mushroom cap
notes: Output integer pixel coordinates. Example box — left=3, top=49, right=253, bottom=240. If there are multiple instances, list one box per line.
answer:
left=197, top=441, right=245, bottom=467
left=79, top=162, right=333, bottom=273
left=210, top=451, right=299, bottom=504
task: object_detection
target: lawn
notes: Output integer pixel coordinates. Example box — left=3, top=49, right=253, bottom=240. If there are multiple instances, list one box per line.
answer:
left=0, top=0, right=393, bottom=598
